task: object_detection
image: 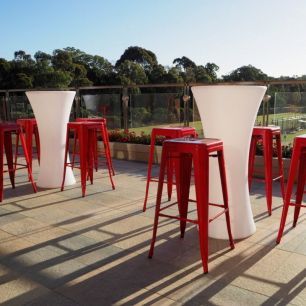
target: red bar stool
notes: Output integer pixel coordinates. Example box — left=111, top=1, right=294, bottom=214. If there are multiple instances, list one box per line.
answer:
left=248, top=126, right=285, bottom=215
left=74, top=117, right=114, bottom=176
left=148, top=138, right=235, bottom=274
left=0, top=122, right=37, bottom=202
left=15, top=118, right=40, bottom=169
left=61, top=122, right=115, bottom=197
left=143, top=127, right=197, bottom=212
left=276, top=135, right=306, bottom=243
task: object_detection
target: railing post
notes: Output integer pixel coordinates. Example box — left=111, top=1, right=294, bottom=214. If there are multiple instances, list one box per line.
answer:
left=183, top=85, right=190, bottom=126
left=5, top=91, right=10, bottom=121
left=74, top=88, right=81, bottom=119
left=122, top=87, right=129, bottom=132
left=262, top=94, right=271, bottom=126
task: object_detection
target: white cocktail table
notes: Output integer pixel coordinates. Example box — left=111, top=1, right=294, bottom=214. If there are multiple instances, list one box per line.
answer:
left=191, top=85, right=267, bottom=239
left=26, top=91, right=76, bottom=188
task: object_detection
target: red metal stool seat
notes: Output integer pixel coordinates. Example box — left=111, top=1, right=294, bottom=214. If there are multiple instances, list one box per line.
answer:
left=15, top=118, right=40, bottom=169
left=74, top=117, right=114, bottom=176
left=148, top=137, right=235, bottom=273
left=61, top=122, right=115, bottom=197
left=0, top=122, right=37, bottom=202
left=248, top=126, right=285, bottom=215
left=143, top=127, right=197, bottom=212
left=276, top=135, right=306, bottom=243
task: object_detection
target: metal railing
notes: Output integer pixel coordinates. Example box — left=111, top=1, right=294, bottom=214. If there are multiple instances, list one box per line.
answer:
left=1, top=80, right=306, bottom=144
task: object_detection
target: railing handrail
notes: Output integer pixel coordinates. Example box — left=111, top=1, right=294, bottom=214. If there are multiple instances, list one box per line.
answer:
left=1, top=79, right=306, bottom=93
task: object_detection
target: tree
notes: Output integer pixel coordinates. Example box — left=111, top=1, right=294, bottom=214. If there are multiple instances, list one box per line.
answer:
left=222, top=65, right=268, bottom=81
left=33, top=70, right=72, bottom=88
left=173, top=56, right=196, bottom=70
left=116, top=60, right=148, bottom=85
left=0, top=58, right=11, bottom=89
left=204, top=62, right=219, bottom=82
left=116, top=46, right=158, bottom=71
left=148, top=64, right=167, bottom=83
left=51, top=49, right=74, bottom=72
left=194, top=65, right=211, bottom=83
left=164, top=67, right=184, bottom=84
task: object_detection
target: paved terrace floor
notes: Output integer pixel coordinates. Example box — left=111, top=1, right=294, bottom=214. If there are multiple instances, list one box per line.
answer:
left=0, top=158, right=305, bottom=306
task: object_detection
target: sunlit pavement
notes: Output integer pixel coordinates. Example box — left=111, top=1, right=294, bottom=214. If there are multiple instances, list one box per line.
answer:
left=0, top=158, right=305, bottom=305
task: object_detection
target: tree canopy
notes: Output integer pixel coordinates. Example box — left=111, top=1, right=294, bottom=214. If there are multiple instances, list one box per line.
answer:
left=0, top=46, right=296, bottom=90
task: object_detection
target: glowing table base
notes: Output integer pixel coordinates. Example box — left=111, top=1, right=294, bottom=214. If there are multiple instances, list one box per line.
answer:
left=191, top=85, right=267, bottom=239
left=26, top=91, right=76, bottom=188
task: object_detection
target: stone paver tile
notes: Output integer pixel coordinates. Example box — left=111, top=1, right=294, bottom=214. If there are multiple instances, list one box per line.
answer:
left=269, top=252, right=306, bottom=306
left=57, top=253, right=181, bottom=305
left=0, top=229, right=14, bottom=242
left=182, top=283, right=276, bottom=306
left=26, top=208, right=80, bottom=227
left=228, top=248, right=293, bottom=297
left=0, top=274, right=50, bottom=306
left=25, top=257, right=90, bottom=289
left=0, top=217, right=48, bottom=236
left=0, top=207, right=26, bottom=226
left=24, top=291, right=78, bottom=306
left=0, top=237, right=35, bottom=258
left=22, top=227, right=72, bottom=245
left=14, top=193, right=66, bottom=210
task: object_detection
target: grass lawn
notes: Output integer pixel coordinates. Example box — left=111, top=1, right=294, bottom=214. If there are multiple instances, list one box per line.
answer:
left=126, top=112, right=306, bottom=145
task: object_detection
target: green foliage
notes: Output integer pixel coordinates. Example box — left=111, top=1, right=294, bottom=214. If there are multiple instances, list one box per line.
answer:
left=223, top=65, right=268, bottom=81
left=115, top=46, right=158, bottom=70
left=116, top=60, right=148, bottom=85
left=108, top=129, right=164, bottom=145
left=131, top=107, right=151, bottom=125
left=0, top=46, right=302, bottom=91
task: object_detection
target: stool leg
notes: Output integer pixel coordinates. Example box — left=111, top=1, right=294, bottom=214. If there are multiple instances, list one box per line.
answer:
left=79, top=127, right=88, bottom=197
left=143, top=131, right=156, bottom=212
left=101, top=125, right=115, bottom=190
left=148, top=146, right=167, bottom=258
left=167, top=157, right=173, bottom=201
left=26, top=122, right=34, bottom=169
left=276, top=146, right=300, bottom=243
left=263, top=132, right=273, bottom=215
left=218, top=150, right=234, bottom=249
left=293, top=151, right=306, bottom=227
left=34, top=126, right=40, bottom=164
left=0, top=131, right=4, bottom=201
left=194, top=150, right=209, bottom=274
left=248, top=136, right=257, bottom=190
left=104, top=126, right=115, bottom=175
left=14, top=131, right=19, bottom=173
left=4, top=131, right=15, bottom=188
left=61, top=126, right=71, bottom=192
left=175, top=153, right=192, bottom=238
left=88, top=129, right=95, bottom=185
left=275, top=134, right=285, bottom=201
left=19, top=131, right=37, bottom=193
left=93, top=129, right=98, bottom=172
left=71, top=130, right=78, bottom=169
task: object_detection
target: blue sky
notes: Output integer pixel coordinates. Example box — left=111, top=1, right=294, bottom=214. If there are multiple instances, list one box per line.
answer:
left=0, top=0, right=305, bottom=77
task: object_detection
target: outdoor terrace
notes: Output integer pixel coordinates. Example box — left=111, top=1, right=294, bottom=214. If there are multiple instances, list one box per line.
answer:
left=0, top=157, right=305, bottom=305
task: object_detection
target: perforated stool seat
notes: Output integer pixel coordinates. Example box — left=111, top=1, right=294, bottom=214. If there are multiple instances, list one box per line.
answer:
left=248, top=126, right=285, bottom=215
left=143, top=126, right=197, bottom=212
left=0, top=122, right=37, bottom=202
left=148, top=137, right=234, bottom=273
left=61, top=122, right=115, bottom=197
left=16, top=118, right=40, bottom=169
left=276, top=135, right=306, bottom=243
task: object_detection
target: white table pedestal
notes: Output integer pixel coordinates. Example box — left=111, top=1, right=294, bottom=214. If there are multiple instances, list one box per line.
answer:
left=191, top=85, right=267, bottom=239
left=26, top=91, right=76, bottom=188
